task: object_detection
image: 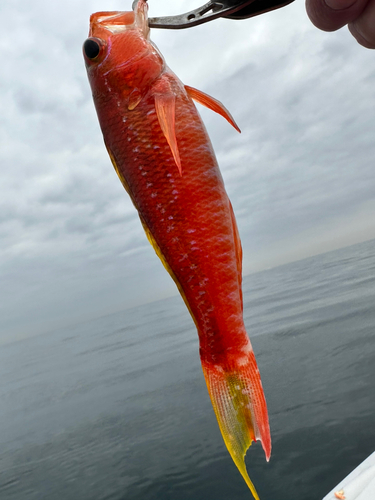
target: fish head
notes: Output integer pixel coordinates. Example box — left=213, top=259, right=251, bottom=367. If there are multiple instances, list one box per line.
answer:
left=83, top=1, right=164, bottom=101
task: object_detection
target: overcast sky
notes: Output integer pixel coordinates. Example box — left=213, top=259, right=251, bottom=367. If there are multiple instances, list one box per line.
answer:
left=1, top=0, right=374, bottom=344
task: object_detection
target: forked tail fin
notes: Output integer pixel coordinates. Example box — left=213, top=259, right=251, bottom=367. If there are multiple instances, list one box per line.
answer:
left=201, top=350, right=271, bottom=500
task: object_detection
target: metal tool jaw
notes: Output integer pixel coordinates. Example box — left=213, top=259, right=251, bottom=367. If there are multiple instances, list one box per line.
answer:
left=132, top=0, right=295, bottom=30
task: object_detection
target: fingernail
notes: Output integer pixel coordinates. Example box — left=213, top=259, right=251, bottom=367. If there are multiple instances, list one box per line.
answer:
left=325, top=0, right=357, bottom=10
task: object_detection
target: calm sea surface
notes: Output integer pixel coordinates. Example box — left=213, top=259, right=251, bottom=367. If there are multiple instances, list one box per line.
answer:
left=1, top=239, right=374, bottom=500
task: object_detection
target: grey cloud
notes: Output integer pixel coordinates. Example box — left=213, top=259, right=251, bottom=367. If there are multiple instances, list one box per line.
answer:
left=1, top=0, right=374, bottom=342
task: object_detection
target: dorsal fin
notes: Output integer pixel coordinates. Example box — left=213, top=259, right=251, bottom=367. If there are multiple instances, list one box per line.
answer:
left=228, top=199, right=243, bottom=311
left=154, top=77, right=182, bottom=176
left=185, top=85, right=241, bottom=133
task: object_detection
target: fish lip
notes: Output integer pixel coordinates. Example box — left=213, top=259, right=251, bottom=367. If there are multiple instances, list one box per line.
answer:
left=92, top=12, right=136, bottom=34
left=134, top=0, right=150, bottom=40
left=89, top=2, right=149, bottom=39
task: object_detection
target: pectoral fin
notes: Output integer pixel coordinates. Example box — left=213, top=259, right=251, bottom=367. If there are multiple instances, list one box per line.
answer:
left=128, top=88, right=142, bottom=111
left=155, top=92, right=182, bottom=176
left=185, top=85, right=241, bottom=133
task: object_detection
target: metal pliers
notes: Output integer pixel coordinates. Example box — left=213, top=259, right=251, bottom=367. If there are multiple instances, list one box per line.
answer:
left=142, top=0, right=295, bottom=30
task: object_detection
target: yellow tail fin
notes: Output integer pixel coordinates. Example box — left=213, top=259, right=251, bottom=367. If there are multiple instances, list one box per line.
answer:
left=201, top=352, right=271, bottom=500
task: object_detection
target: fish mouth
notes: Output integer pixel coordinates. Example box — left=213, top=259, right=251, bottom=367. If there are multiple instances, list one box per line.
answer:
left=89, top=1, right=149, bottom=39
left=133, top=0, right=150, bottom=39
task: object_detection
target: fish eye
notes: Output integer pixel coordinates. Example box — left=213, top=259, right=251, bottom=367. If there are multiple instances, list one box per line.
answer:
left=83, top=38, right=104, bottom=61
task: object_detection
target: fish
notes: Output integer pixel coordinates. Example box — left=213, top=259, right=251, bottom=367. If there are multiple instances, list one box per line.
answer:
left=83, top=1, right=270, bottom=497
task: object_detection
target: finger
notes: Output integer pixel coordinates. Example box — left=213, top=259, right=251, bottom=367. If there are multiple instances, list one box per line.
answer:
left=349, top=0, right=375, bottom=47
left=305, top=0, right=369, bottom=31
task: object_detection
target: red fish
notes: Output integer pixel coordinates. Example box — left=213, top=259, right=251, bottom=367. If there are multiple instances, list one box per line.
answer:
left=83, top=1, right=270, bottom=497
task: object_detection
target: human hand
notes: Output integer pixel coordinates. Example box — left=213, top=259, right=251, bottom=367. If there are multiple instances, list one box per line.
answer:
left=305, top=0, right=375, bottom=48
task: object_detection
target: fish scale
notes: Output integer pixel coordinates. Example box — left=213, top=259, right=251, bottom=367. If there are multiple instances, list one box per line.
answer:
left=105, top=95, right=241, bottom=342
left=83, top=2, right=270, bottom=498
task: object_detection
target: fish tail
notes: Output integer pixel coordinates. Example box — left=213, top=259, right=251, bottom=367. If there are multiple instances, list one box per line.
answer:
left=200, top=348, right=271, bottom=500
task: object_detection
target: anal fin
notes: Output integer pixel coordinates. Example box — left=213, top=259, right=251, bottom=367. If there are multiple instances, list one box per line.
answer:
left=138, top=214, right=198, bottom=328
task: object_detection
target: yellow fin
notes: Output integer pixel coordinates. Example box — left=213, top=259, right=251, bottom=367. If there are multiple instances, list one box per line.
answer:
left=138, top=214, right=198, bottom=329
left=202, top=361, right=266, bottom=500
left=105, top=143, right=133, bottom=198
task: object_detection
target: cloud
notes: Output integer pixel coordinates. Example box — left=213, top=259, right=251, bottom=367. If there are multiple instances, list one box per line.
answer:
left=1, top=0, right=374, bottom=342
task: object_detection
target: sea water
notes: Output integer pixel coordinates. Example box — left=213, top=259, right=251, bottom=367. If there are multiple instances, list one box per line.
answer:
left=1, top=239, right=374, bottom=500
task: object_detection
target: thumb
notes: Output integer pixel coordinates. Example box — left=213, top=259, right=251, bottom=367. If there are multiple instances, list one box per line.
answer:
left=305, top=0, right=369, bottom=31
